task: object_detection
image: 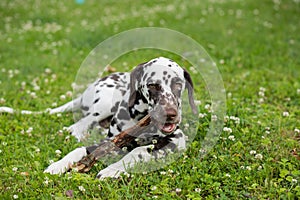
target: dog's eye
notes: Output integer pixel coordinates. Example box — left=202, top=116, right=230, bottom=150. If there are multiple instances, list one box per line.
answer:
left=172, top=83, right=182, bottom=96
left=174, top=83, right=182, bottom=90
left=147, top=83, right=161, bottom=91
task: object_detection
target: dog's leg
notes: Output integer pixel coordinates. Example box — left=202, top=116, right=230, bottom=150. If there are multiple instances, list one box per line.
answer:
left=67, top=112, right=111, bottom=141
left=96, top=129, right=186, bottom=179
left=44, top=147, right=87, bottom=174
left=49, top=96, right=82, bottom=114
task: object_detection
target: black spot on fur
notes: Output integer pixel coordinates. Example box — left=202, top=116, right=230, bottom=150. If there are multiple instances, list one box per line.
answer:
left=117, top=109, right=131, bottom=120
left=81, top=105, right=89, bottom=111
left=93, top=112, right=100, bottom=116
left=106, top=84, right=114, bottom=88
left=107, top=132, right=114, bottom=137
left=150, top=72, right=156, bottom=77
left=110, top=74, right=120, bottom=81
left=110, top=118, right=117, bottom=128
left=93, top=98, right=100, bottom=104
left=110, top=102, right=120, bottom=113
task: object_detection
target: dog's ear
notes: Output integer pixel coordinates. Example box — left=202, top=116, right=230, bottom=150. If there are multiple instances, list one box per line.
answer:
left=184, top=69, right=198, bottom=114
left=128, top=62, right=146, bottom=108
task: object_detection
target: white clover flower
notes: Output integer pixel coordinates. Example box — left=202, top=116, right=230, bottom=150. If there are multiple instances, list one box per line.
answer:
left=26, top=127, right=33, bottom=133
left=258, top=98, right=264, bottom=103
left=228, top=135, right=235, bottom=141
left=199, top=148, right=206, bottom=154
left=250, top=150, right=257, bottom=155
left=12, top=167, right=18, bottom=172
left=198, top=113, right=207, bottom=118
left=30, top=92, right=37, bottom=98
left=282, top=111, right=289, bottom=117
left=45, top=68, right=52, bottom=74
left=122, top=147, right=128, bottom=152
left=292, top=179, right=298, bottom=184
left=258, top=91, right=265, bottom=97
left=78, top=185, right=85, bottom=192
left=204, top=104, right=210, bottom=109
left=44, top=179, right=49, bottom=186
left=35, top=148, right=40, bottom=153
left=33, top=85, right=40, bottom=91
left=255, top=154, right=263, bottom=160
left=246, top=166, right=251, bottom=171
left=0, top=97, right=5, bottom=104
left=223, top=127, right=232, bottom=133
left=195, top=188, right=201, bottom=193
left=151, top=186, right=157, bottom=191
left=175, top=188, right=182, bottom=193
left=0, top=149, right=2, bottom=153
left=257, top=166, right=263, bottom=171
left=211, top=115, right=218, bottom=121
left=297, top=88, right=300, bottom=94
left=148, top=144, right=155, bottom=150
left=160, top=171, right=166, bottom=175
left=152, top=196, right=158, bottom=199
left=51, top=102, right=57, bottom=107
left=13, top=194, right=18, bottom=199
left=168, top=169, right=174, bottom=174
left=294, top=128, right=300, bottom=133
left=60, top=95, right=66, bottom=100
left=184, top=123, right=190, bottom=129
left=152, top=139, right=157, bottom=144
left=240, top=166, right=245, bottom=170
left=225, top=173, right=231, bottom=177
left=72, top=167, right=79, bottom=172
left=259, top=87, right=266, bottom=92
left=49, top=160, right=54, bottom=164
left=55, top=149, right=62, bottom=155
left=66, top=91, right=73, bottom=97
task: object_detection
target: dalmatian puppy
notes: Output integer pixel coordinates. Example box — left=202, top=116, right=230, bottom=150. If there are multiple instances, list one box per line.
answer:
left=1, top=57, right=197, bottom=179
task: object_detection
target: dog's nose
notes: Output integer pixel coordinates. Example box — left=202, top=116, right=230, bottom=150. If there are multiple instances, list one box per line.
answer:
left=165, top=108, right=177, bottom=120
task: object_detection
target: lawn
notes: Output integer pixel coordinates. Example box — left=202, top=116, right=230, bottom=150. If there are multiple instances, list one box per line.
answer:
left=0, top=0, right=299, bottom=199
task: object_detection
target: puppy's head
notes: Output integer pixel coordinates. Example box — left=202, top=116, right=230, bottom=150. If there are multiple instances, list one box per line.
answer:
left=129, top=57, right=197, bottom=134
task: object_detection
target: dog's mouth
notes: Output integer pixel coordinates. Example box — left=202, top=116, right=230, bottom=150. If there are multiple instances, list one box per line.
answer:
left=157, top=122, right=177, bottom=134
left=149, top=105, right=180, bottom=134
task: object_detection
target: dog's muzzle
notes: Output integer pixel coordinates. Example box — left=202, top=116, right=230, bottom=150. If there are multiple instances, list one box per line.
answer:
left=150, top=105, right=180, bottom=134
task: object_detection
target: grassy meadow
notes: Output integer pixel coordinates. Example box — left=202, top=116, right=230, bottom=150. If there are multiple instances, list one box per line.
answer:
left=0, top=0, right=299, bottom=199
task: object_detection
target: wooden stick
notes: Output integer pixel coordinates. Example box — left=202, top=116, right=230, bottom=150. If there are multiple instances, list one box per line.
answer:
left=74, top=114, right=151, bottom=173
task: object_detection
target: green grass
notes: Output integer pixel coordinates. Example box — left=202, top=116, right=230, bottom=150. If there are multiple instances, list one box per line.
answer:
left=1, top=0, right=300, bottom=199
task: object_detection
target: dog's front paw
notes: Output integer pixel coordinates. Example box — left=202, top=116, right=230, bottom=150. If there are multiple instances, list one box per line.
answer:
left=96, top=167, right=125, bottom=180
left=67, top=123, right=89, bottom=141
left=44, top=160, right=71, bottom=175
